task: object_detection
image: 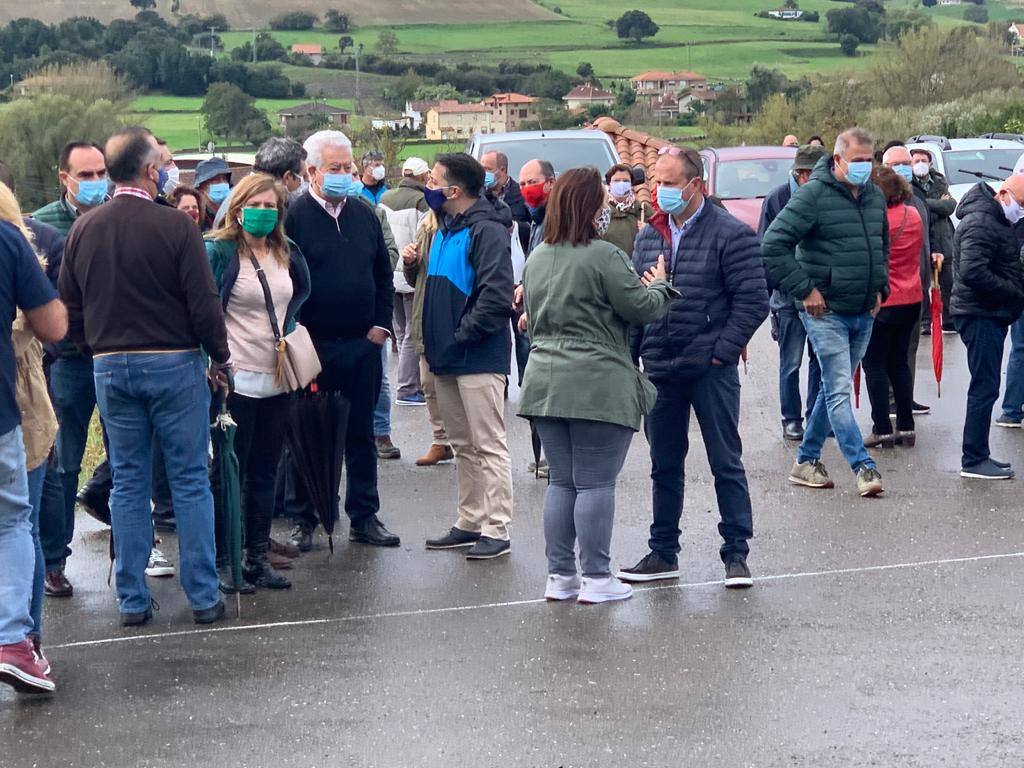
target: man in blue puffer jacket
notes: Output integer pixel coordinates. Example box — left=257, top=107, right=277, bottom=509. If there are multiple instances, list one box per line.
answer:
left=617, top=146, right=768, bottom=589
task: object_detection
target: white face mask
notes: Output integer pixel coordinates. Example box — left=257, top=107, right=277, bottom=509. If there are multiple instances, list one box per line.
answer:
left=1000, top=195, right=1023, bottom=225
left=371, top=165, right=386, bottom=182
left=912, top=161, right=930, bottom=178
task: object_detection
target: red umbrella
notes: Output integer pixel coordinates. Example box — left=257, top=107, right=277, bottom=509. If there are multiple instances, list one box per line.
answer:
left=931, top=265, right=944, bottom=397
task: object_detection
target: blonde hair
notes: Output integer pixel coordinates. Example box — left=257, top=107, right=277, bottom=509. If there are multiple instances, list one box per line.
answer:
left=0, top=182, right=32, bottom=244
left=209, top=173, right=289, bottom=267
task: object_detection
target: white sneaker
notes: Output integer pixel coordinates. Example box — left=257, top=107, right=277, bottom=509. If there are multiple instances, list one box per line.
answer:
left=145, top=547, right=175, bottom=578
left=577, top=576, right=633, bottom=604
left=544, top=574, right=581, bottom=601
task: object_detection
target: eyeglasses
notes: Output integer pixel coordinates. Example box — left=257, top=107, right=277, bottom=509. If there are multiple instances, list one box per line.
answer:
left=657, top=146, right=703, bottom=174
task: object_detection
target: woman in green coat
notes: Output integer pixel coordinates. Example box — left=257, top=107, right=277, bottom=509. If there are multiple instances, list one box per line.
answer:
left=518, top=167, right=675, bottom=605
left=601, top=163, right=652, bottom=257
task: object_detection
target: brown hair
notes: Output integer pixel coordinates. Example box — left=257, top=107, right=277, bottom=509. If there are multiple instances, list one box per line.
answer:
left=209, top=173, right=290, bottom=266
left=604, top=163, right=633, bottom=185
left=167, top=185, right=204, bottom=212
left=543, top=166, right=606, bottom=247
left=871, top=165, right=911, bottom=207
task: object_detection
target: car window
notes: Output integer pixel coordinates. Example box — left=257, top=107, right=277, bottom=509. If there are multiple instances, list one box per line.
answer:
left=478, top=139, right=618, bottom=181
left=942, top=149, right=1024, bottom=185
left=714, top=158, right=792, bottom=199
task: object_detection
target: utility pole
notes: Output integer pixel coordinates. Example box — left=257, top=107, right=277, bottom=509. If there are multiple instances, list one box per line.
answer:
left=208, top=26, right=218, bottom=59
left=251, top=27, right=257, bottom=63
left=355, top=43, right=364, bottom=111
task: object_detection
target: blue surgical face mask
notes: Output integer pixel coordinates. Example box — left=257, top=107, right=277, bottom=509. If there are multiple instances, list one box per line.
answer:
left=656, top=179, right=695, bottom=216
left=321, top=172, right=355, bottom=198
left=893, top=164, right=914, bottom=183
left=157, top=167, right=169, bottom=196
left=207, top=182, right=230, bottom=203
left=610, top=180, right=632, bottom=198
left=74, top=179, right=108, bottom=207
left=347, top=179, right=365, bottom=198
left=484, top=171, right=496, bottom=190
left=841, top=159, right=873, bottom=187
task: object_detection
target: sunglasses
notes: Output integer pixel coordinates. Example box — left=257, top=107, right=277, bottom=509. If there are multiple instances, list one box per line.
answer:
left=658, top=145, right=703, bottom=169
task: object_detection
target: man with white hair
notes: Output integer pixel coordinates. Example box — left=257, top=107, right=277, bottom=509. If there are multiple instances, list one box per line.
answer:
left=763, top=127, right=890, bottom=498
left=284, top=130, right=401, bottom=551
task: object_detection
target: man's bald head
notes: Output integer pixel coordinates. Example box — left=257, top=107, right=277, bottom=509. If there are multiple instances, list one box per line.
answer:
left=999, top=174, right=1024, bottom=205
left=882, top=146, right=912, bottom=167
left=105, top=127, right=161, bottom=186
left=782, top=134, right=799, bottom=147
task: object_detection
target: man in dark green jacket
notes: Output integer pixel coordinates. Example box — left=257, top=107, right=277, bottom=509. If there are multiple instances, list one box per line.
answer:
left=763, top=127, right=889, bottom=498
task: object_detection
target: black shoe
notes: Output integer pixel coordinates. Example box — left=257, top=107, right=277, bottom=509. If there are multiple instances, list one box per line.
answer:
left=921, top=325, right=931, bottom=336
left=121, top=607, right=153, bottom=627
left=782, top=422, right=804, bottom=441
left=193, top=600, right=226, bottom=625
left=616, top=552, right=680, bottom=583
left=911, top=401, right=930, bottom=415
left=465, top=536, right=510, bottom=560
left=724, top=560, right=753, bottom=589
left=243, top=551, right=292, bottom=590
left=217, top=563, right=255, bottom=595
left=992, top=458, right=1012, bottom=469
left=152, top=514, right=176, bottom=533
left=288, top=522, right=313, bottom=552
left=76, top=489, right=111, bottom=526
left=960, top=459, right=1014, bottom=480
left=349, top=515, right=401, bottom=547
left=425, top=527, right=481, bottom=549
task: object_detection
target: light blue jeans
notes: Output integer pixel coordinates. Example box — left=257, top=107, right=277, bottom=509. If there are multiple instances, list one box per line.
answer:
left=27, top=461, right=46, bottom=640
left=373, top=344, right=391, bottom=438
left=798, top=311, right=876, bottom=474
left=94, top=351, right=219, bottom=614
left=0, top=426, right=35, bottom=645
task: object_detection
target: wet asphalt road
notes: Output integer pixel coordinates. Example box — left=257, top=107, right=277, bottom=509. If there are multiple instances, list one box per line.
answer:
left=3, top=324, right=1024, bottom=767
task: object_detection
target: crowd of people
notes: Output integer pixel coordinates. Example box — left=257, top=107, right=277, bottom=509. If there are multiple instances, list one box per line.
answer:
left=1, top=120, right=1023, bottom=695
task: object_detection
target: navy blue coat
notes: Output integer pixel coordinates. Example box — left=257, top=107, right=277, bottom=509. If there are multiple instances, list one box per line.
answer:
left=630, top=203, right=768, bottom=382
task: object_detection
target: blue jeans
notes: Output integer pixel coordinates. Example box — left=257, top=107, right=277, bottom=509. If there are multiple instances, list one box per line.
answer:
left=94, top=351, right=219, bottom=614
left=27, top=461, right=46, bottom=639
left=1000, top=315, right=1024, bottom=420
left=0, top=427, right=34, bottom=645
left=798, top=311, right=875, bottom=474
left=776, top=307, right=821, bottom=425
left=646, top=364, right=754, bottom=565
left=373, top=344, right=391, bottom=438
left=39, top=355, right=96, bottom=569
left=957, top=315, right=1009, bottom=467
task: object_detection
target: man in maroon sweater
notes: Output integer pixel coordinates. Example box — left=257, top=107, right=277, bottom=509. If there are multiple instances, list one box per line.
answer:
left=60, top=127, right=229, bottom=627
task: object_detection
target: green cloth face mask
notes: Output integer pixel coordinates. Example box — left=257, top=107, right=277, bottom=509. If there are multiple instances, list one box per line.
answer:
left=240, top=207, right=278, bottom=238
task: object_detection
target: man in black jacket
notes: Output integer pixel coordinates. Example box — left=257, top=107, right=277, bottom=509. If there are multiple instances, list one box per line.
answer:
left=421, top=153, right=514, bottom=561
left=910, top=148, right=956, bottom=333
left=951, top=177, right=1024, bottom=480
left=285, top=130, right=401, bottom=550
left=481, top=150, right=530, bottom=251
left=619, top=146, right=767, bottom=589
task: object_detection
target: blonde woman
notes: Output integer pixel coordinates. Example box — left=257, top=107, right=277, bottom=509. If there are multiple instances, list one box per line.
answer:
left=0, top=181, right=67, bottom=694
left=206, top=174, right=310, bottom=591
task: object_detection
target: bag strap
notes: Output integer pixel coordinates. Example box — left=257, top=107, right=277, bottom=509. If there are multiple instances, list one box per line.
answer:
left=247, top=253, right=282, bottom=343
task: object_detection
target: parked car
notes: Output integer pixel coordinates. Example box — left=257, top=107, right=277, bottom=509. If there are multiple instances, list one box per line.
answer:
left=467, top=129, right=619, bottom=182
left=698, top=145, right=797, bottom=231
left=905, top=135, right=1024, bottom=225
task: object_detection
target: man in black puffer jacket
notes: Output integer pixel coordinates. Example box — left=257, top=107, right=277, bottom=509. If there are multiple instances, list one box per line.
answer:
left=617, top=146, right=767, bottom=589
left=951, top=177, right=1024, bottom=480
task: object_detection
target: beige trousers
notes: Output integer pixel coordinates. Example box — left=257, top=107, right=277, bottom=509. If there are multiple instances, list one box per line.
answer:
left=419, top=355, right=449, bottom=446
left=433, top=372, right=513, bottom=540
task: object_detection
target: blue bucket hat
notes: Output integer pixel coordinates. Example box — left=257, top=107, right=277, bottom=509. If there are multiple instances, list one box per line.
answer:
left=194, top=157, right=231, bottom=187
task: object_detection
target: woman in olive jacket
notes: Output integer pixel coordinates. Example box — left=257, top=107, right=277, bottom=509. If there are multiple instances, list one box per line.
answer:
left=518, top=166, right=675, bottom=605
left=601, top=163, right=652, bottom=257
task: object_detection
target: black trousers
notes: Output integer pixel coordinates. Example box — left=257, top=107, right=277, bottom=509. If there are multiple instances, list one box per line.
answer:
left=84, top=440, right=174, bottom=519
left=863, top=303, right=920, bottom=435
left=290, top=337, right=383, bottom=529
left=957, top=315, right=1009, bottom=467
left=213, top=392, right=290, bottom=562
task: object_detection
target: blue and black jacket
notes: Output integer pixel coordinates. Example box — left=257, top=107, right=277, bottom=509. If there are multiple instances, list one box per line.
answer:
left=423, top=196, right=513, bottom=376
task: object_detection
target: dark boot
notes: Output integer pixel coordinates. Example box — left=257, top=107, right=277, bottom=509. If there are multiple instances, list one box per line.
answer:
left=243, top=548, right=291, bottom=590
left=217, top=562, right=255, bottom=595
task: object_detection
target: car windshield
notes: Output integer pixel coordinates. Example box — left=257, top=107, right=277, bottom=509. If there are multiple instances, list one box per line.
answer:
left=943, top=149, right=1024, bottom=185
left=714, top=158, right=793, bottom=199
left=477, top=138, right=617, bottom=180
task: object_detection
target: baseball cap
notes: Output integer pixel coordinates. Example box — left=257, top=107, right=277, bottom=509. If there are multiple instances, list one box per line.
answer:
left=402, top=157, right=429, bottom=176
left=792, top=145, right=826, bottom=172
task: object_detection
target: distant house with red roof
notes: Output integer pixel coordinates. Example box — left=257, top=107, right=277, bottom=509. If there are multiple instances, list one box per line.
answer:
left=290, top=44, right=323, bottom=66
left=485, top=92, right=540, bottom=132
left=425, top=100, right=494, bottom=140
left=563, top=84, right=616, bottom=111
left=629, top=70, right=707, bottom=98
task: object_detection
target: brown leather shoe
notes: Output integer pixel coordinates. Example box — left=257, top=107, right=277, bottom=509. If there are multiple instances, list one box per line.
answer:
left=375, top=436, right=401, bottom=460
left=416, top=444, right=455, bottom=466
left=44, top=570, right=73, bottom=598
left=268, top=537, right=300, bottom=559
left=267, top=550, right=294, bottom=570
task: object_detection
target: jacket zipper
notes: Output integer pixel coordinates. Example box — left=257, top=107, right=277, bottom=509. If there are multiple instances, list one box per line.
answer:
left=858, top=198, right=873, bottom=313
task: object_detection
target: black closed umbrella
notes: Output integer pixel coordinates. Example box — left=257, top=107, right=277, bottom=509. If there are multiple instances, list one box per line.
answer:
left=211, top=398, right=243, bottom=617
left=286, top=384, right=349, bottom=553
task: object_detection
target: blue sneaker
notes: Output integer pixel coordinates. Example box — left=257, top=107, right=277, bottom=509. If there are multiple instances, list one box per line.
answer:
left=995, top=413, right=1023, bottom=428
left=396, top=393, right=426, bottom=406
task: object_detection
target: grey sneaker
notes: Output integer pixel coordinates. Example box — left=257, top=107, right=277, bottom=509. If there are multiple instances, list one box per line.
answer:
left=856, top=466, right=884, bottom=497
left=789, top=460, right=834, bottom=489
left=145, top=547, right=175, bottom=578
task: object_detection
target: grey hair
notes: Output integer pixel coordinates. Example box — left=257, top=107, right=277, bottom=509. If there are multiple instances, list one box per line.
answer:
left=302, top=130, right=352, bottom=169
left=254, top=137, right=306, bottom=179
left=834, top=127, right=874, bottom=157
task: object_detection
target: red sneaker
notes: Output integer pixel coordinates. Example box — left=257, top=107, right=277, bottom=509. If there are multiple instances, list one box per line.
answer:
left=0, top=639, right=55, bottom=693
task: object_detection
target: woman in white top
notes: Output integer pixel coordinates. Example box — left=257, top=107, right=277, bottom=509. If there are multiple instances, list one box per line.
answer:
left=206, top=174, right=310, bottom=591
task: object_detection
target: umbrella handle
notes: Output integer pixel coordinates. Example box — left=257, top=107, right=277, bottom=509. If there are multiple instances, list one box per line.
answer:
left=933, top=266, right=940, bottom=287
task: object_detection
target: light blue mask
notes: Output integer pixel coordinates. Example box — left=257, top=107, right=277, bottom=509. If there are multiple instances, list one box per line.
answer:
left=484, top=171, right=496, bottom=190
left=788, top=174, right=800, bottom=195
left=207, top=182, right=230, bottom=203
left=843, top=160, right=873, bottom=187
left=894, top=164, right=914, bottom=183
left=347, top=179, right=365, bottom=198
left=321, top=173, right=355, bottom=198
left=74, top=179, right=108, bottom=207
left=657, top=180, right=696, bottom=216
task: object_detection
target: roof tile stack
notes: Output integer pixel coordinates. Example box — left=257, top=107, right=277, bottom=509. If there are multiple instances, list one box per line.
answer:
left=590, top=117, right=673, bottom=206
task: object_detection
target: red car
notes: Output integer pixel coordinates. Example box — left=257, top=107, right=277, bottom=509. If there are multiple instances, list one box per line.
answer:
left=699, top=145, right=798, bottom=231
